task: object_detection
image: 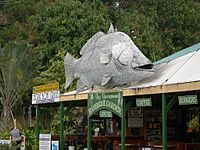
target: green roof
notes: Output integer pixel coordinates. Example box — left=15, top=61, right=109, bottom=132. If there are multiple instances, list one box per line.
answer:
left=154, top=43, right=200, bottom=64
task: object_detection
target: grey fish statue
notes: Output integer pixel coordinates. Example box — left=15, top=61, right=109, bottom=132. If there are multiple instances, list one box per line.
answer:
left=64, top=24, right=154, bottom=92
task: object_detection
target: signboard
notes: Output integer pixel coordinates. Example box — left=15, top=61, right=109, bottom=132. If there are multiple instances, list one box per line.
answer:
left=52, top=141, right=59, bottom=150
left=88, top=92, right=123, bottom=117
left=33, top=83, right=59, bottom=93
left=0, top=140, right=11, bottom=145
left=178, top=95, right=198, bottom=105
left=128, top=108, right=143, bottom=128
left=136, top=98, right=152, bottom=107
left=32, top=83, right=60, bottom=104
left=39, top=134, right=51, bottom=150
left=99, top=110, right=113, bottom=118
left=141, top=148, right=152, bottom=150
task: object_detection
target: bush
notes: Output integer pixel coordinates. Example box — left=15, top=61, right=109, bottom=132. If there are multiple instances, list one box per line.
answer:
left=0, top=143, right=18, bottom=150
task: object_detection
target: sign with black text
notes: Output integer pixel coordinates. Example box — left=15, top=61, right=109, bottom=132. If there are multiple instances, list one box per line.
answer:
left=32, top=83, right=60, bottom=104
left=39, top=134, right=51, bottom=150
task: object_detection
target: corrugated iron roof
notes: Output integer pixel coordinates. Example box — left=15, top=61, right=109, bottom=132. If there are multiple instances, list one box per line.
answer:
left=128, top=45, right=200, bottom=89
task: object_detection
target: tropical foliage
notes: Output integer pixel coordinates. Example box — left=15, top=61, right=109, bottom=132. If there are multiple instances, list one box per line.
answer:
left=0, top=42, right=40, bottom=129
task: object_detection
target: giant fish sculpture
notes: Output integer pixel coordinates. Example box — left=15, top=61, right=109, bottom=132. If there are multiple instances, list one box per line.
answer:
left=64, top=24, right=154, bottom=92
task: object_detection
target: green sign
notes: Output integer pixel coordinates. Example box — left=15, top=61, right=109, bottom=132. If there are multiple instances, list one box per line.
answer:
left=88, top=92, right=123, bottom=117
left=136, top=98, right=152, bottom=107
left=178, top=95, right=198, bottom=105
left=99, top=110, right=113, bottom=118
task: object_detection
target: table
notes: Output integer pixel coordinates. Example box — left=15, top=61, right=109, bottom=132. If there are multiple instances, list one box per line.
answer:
left=152, top=143, right=176, bottom=150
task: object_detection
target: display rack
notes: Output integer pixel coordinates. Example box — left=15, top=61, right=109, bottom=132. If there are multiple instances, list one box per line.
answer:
left=143, top=109, right=162, bottom=141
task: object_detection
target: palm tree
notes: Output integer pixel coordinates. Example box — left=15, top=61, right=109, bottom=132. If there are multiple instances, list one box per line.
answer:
left=0, top=41, right=41, bottom=130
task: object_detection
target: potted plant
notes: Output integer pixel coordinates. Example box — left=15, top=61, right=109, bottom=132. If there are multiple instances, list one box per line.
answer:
left=187, top=116, right=199, bottom=132
left=64, top=119, right=77, bottom=150
left=67, top=138, right=75, bottom=150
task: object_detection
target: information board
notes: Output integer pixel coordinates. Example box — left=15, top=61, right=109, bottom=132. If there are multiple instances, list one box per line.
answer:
left=128, top=108, right=143, bottom=128
left=32, top=83, right=60, bottom=104
left=39, top=134, right=51, bottom=150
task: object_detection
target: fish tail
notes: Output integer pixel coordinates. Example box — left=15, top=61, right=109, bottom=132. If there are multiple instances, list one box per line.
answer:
left=64, top=53, right=76, bottom=89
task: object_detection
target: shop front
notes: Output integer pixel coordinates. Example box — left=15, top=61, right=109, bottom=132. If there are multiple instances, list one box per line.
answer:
left=34, top=43, right=200, bottom=149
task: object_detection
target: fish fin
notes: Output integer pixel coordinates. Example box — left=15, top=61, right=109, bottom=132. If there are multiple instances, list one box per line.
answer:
left=76, top=77, right=90, bottom=93
left=77, top=79, right=86, bottom=92
left=99, top=53, right=112, bottom=64
left=64, top=53, right=75, bottom=89
left=101, top=76, right=112, bottom=86
left=80, top=31, right=105, bottom=55
left=108, top=23, right=115, bottom=33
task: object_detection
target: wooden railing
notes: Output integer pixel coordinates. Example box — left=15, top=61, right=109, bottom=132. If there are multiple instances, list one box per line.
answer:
left=177, top=143, right=200, bottom=150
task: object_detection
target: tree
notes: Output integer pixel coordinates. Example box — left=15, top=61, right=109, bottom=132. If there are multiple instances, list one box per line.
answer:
left=29, top=0, right=146, bottom=91
left=0, top=41, right=41, bottom=130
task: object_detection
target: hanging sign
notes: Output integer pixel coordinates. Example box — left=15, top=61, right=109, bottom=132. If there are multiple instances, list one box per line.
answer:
left=100, top=110, right=113, bottom=118
left=178, top=95, right=198, bottom=105
left=136, top=98, right=152, bottom=107
left=32, top=83, right=60, bottom=104
left=88, top=91, right=123, bottom=117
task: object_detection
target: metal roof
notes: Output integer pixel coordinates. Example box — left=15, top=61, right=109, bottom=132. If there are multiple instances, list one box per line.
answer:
left=129, top=48, right=200, bottom=89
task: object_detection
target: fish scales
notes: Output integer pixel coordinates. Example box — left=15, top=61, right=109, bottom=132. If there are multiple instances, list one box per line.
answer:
left=64, top=24, right=154, bottom=92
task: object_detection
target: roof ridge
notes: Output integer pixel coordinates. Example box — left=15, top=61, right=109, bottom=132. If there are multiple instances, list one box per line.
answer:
left=154, top=43, right=200, bottom=65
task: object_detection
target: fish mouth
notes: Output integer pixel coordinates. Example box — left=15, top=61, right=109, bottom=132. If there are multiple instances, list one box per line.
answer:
left=134, top=64, right=154, bottom=72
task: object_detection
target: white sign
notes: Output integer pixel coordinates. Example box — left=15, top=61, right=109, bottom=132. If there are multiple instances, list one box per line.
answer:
left=39, top=134, right=51, bottom=150
left=142, top=148, right=152, bottom=150
left=0, top=140, right=11, bottom=145
left=52, top=141, right=59, bottom=150
left=32, top=90, right=60, bottom=104
left=32, top=83, right=60, bottom=104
